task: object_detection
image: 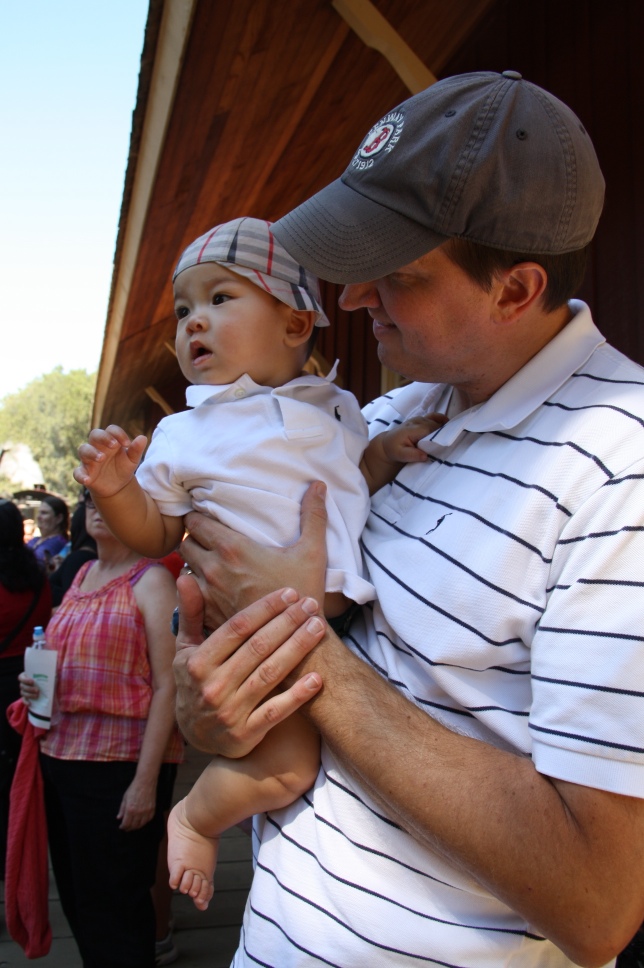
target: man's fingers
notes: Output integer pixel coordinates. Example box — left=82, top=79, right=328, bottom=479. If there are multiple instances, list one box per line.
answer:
left=176, top=574, right=206, bottom=650
left=183, top=510, right=231, bottom=553
left=246, top=669, right=323, bottom=741
left=221, top=592, right=323, bottom=686
left=298, top=481, right=328, bottom=556
left=179, top=588, right=314, bottom=680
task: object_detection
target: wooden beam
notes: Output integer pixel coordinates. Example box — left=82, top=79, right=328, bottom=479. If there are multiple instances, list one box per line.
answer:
left=145, top=386, right=175, bottom=416
left=93, top=0, right=196, bottom=426
left=332, top=0, right=436, bottom=93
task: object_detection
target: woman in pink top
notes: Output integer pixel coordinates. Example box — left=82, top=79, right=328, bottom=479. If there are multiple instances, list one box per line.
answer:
left=20, top=491, right=182, bottom=968
left=27, top=495, right=69, bottom=571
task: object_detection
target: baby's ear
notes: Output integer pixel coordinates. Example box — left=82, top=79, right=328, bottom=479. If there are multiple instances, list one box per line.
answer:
left=284, top=310, right=316, bottom=347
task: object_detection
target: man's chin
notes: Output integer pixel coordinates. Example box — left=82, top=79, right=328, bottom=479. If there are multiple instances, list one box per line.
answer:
left=377, top=344, right=412, bottom=381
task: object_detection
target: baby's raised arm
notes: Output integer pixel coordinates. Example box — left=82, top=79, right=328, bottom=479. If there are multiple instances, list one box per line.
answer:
left=360, top=413, right=447, bottom=495
left=74, top=425, right=184, bottom=558
left=75, top=425, right=147, bottom=497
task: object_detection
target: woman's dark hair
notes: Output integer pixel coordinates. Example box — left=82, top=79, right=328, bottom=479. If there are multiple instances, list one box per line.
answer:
left=42, top=495, right=70, bottom=538
left=70, top=503, right=97, bottom=555
left=0, top=499, right=44, bottom=593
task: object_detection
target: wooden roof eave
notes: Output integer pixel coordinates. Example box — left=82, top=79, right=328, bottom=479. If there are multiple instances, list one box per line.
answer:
left=92, top=0, right=499, bottom=430
left=92, top=0, right=197, bottom=426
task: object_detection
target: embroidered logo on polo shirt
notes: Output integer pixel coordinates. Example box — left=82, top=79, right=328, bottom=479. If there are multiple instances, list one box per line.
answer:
left=351, top=111, right=405, bottom=171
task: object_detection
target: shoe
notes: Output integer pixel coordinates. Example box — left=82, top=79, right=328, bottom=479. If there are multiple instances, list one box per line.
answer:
left=155, top=931, right=179, bottom=966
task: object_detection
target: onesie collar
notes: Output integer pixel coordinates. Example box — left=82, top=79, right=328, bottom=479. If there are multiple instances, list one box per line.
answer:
left=185, top=360, right=340, bottom=408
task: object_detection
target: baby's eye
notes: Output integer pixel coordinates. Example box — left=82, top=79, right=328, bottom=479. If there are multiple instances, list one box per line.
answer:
left=175, top=305, right=189, bottom=320
left=213, top=293, right=231, bottom=306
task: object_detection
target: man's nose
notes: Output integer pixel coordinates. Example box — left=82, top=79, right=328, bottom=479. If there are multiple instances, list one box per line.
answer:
left=339, top=281, right=380, bottom=311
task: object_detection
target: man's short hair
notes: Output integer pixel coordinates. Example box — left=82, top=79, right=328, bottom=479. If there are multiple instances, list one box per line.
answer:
left=444, top=238, right=589, bottom=314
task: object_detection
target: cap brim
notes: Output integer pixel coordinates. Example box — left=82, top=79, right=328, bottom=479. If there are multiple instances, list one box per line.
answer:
left=272, top=177, right=449, bottom=284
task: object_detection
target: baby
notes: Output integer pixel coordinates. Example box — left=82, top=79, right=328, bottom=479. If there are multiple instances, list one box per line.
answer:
left=75, top=217, right=442, bottom=909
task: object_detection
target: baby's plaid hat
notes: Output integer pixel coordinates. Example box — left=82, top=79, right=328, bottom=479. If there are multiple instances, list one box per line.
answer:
left=173, top=217, right=330, bottom=327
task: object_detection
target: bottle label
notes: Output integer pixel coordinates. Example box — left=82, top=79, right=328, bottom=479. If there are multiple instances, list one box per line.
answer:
left=23, top=647, right=58, bottom=728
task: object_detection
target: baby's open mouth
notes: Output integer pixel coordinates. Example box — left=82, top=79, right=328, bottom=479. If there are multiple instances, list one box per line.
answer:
left=190, top=342, right=211, bottom=361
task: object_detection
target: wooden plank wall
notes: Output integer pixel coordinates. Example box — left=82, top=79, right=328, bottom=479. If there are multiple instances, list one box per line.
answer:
left=442, top=0, right=644, bottom=365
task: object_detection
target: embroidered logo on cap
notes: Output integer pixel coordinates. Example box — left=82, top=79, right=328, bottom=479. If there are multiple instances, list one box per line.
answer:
left=351, top=111, right=405, bottom=171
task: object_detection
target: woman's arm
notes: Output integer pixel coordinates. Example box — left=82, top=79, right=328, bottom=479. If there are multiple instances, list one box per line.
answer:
left=117, top=564, right=179, bottom=831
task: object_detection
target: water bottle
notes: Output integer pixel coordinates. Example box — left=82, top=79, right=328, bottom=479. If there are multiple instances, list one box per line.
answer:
left=25, top=625, right=56, bottom=728
left=32, top=626, right=46, bottom=649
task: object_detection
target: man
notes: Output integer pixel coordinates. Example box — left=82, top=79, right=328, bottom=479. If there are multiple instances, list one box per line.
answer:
left=175, top=71, right=644, bottom=966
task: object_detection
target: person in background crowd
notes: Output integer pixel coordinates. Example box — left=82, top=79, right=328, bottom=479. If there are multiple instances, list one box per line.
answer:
left=0, top=499, right=51, bottom=877
left=28, top=495, right=69, bottom=572
left=19, top=492, right=182, bottom=968
left=22, top=518, right=37, bottom=543
left=48, top=500, right=97, bottom=608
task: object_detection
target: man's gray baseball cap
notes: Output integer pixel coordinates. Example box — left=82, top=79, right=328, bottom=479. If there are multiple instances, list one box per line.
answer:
left=272, top=71, right=605, bottom=284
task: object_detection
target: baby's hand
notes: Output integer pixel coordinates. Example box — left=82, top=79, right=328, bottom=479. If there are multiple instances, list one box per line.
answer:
left=73, top=425, right=148, bottom=497
left=382, top=412, right=447, bottom=464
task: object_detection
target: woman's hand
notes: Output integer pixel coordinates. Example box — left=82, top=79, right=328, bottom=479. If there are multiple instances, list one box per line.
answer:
left=180, top=481, right=328, bottom=629
left=173, top=579, right=325, bottom=757
left=117, top=775, right=157, bottom=831
left=18, top=672, right=39, bottom=705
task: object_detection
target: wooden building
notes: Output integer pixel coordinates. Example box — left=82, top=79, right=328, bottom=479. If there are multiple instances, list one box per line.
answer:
left=93, top=0, right=644, bottom=435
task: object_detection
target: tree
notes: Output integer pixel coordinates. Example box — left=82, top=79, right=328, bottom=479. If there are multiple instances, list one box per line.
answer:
left=0, top=367, right=96, bottom=499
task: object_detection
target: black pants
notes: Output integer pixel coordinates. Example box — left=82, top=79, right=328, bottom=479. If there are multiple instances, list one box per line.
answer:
left=40, top=754, right=176, bottom=968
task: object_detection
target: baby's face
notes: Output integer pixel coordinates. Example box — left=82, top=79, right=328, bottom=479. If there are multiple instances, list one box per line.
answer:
left=173, top=263, right=295, bottom=387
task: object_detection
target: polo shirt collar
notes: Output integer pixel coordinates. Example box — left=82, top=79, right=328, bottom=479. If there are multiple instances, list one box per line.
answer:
left=185, top=359, right=340, bottom=409
left=390, top=301, right=605, bottom=448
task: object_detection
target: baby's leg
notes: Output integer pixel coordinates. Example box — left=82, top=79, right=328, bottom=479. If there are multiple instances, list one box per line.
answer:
left=168, top=712, right=319, bottom=910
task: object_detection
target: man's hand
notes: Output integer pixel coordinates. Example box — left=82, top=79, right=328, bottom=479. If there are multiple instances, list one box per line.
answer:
left=180, top=480, right=328, bottom=629
left=173, top=575, right=325, bottom=756
left=74, top=424, right=148, bottom=496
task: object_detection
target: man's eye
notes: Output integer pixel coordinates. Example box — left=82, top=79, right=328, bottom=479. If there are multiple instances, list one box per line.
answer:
left=213, top=293, right=230, bottom=305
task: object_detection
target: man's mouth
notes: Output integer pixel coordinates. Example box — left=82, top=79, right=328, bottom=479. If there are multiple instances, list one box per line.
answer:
left=371, top=316, right=396, bottom=338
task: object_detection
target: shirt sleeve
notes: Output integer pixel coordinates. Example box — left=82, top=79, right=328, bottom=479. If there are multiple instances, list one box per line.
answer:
left=530, top=456, right=644, bottom=796
left=135, top=422, right=193, bottom=517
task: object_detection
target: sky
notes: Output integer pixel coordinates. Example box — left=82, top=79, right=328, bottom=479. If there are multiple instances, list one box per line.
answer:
left=0, top=0, right=149, bottom=399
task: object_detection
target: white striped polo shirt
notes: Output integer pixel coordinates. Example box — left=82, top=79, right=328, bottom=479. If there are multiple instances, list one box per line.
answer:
left=232, top=301, right=644, bottom=967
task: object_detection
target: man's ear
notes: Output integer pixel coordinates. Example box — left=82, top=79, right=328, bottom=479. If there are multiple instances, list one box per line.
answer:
left=493, top=263, right=548, bottom=323
left=284, top=310, right=316, bottom=347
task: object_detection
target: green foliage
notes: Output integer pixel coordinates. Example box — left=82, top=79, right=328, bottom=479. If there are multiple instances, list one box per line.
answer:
left=0, top=367, right=96, bottom=499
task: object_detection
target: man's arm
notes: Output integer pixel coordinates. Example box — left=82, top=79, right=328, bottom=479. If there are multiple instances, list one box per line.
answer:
left=177, top=485, right=644, bottom=965
left=297, top=626, right=644, bottom=966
